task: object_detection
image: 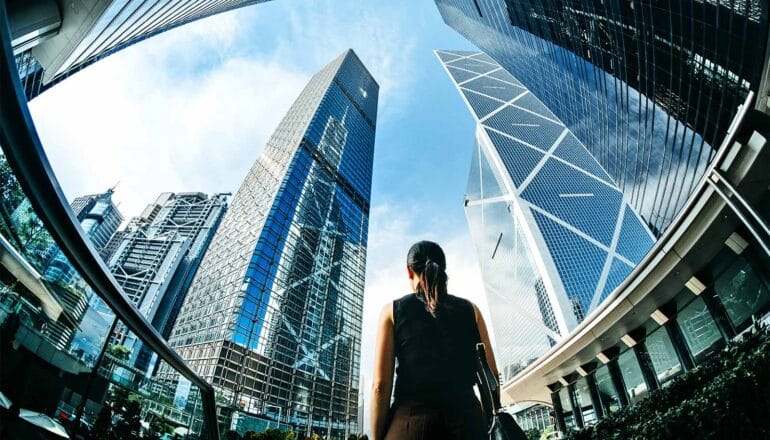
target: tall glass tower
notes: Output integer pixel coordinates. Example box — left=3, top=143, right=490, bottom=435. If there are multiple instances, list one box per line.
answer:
left=45, top=189, right=123, bottom=285
left=10, top=0, right=271, bottom=99
left=165, top=49, right=377, bottom=438
left=434, top=0, right=769, bottom=236
left=437, top=50, right=655, bottom=381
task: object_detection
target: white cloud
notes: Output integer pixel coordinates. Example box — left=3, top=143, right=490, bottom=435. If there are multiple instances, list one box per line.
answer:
left=280, top=0, right=419, bottom=123
left=28, top=9, right=308, bottom=217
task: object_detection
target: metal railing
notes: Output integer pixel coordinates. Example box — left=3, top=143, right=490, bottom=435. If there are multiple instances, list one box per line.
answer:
left=0, top=3, right=220, bottom=439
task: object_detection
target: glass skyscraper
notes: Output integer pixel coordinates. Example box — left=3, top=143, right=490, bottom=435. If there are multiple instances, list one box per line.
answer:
left=434, top=0, right=768, bottom=236
left=165, top=49, right=377, bottom=438
left=45, top=189, right=123, bottom=285
left=437, top=50, right=655, bottom=380
left=11, top=0, right=271, bottom=99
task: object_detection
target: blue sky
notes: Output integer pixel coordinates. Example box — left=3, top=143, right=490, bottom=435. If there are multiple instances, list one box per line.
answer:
left=28, top=0, right=491, bottom=414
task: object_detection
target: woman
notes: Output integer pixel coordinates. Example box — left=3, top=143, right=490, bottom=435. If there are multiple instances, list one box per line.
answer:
left=370, top=241, right=499, bottom=440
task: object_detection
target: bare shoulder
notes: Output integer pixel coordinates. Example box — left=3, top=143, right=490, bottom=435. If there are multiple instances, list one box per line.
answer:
left=378, top=301, right=394, bottom=323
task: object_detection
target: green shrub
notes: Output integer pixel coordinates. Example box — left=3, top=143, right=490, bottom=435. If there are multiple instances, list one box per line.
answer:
left=565, top=323, right=770, bottom=440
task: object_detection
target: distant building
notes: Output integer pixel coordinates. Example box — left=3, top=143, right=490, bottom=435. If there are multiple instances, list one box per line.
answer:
left=45, top=189, right=123, bottom=285
left=38, top=189, right=123, bottom=349
left=437, top=50, right=655, bottom=381
left=106, top=192, right=228, bottom=372
left=165, top=49, right=377, bottom=439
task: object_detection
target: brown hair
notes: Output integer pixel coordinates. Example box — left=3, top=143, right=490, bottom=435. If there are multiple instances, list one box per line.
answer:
left=407, top=241, right=448, bottom=316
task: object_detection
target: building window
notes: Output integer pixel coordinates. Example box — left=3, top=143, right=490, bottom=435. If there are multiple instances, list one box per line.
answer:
left=618, top=349, right=647, bottom=405
left=645, top=326, right=682, bottom=386
left=573, top=377, right=597, bottom=425
left=712, top=256, right=770, bottom=332
left=593, top=365, right=621, bottom=414
left=557, top=387, right=576, bottom=429
left=676, top=297, right=723, bottom=363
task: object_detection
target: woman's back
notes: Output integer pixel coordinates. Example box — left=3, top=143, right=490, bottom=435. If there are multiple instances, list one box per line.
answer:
left=392, top=293, right=479, bottom=406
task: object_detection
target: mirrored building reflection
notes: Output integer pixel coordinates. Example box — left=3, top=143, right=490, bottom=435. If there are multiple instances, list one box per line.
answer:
left=8, top=0, right=272, bottom=99
left=437, top=50, right=655, bottom=381
left=164, top=49, right=377, bottom=439
left=434, top=0, right=768, bottom=235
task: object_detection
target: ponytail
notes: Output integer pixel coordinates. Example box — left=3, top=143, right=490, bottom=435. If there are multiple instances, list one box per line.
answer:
left=418, top=260, right=448, bottom=316
left=407, top=241, right=448, bottom=317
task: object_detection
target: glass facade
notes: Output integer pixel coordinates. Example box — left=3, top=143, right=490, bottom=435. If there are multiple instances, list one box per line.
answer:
left=439, top=50, right=655, bottom=378
left=434, top=0, right=769, bottom=235
left=573, top=377, right=596, bottom=425
left=26, top=0, right=271, bottom=93
left=164, top=50, right=377, bottom=439
left=617, top=349, right=648, bottom=405
left=0, top=152, right=215, bottom=438
left=548, top=224, right=770, bottom=431
left=593, top=364, right=621, bottom=415
left=645, top=326, right=683, bottom=387
left=45, top=190, right=123, bottom=286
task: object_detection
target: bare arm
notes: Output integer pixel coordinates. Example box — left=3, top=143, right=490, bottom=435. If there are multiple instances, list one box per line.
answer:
left=371, top=302, right=395, bottom=440
left=474, top=303, right=500, bottom=380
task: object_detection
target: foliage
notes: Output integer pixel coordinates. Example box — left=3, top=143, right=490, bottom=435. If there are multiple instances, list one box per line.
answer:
left=226, top=430, right=243, bottom=440
left=539, top=425, right=555, bottom=440
left=112, top=398, right=142, bottom=439
left=89, top=405, right=112, bottom=440
left=0, top=155, right=52, bottom=268
left=108, top=344, right=132, bottom=361
left=565, top=323, right=770, bottom=440
left=147, top=417, right=174, bottom=439
left=242, top=428, right=297, bottom=440
left=524, top=427, right=541, bottom=440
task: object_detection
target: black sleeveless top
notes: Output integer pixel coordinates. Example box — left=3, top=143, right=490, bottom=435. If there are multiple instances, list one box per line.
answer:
left=392, top=293, right=481, bottom=406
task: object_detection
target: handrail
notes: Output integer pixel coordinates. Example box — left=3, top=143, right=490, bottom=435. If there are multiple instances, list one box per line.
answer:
left=0, top=3, right=220, bottom=439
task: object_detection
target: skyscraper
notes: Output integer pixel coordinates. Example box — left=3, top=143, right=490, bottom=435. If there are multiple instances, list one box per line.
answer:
left=106, top=192, right=228, bottom=371
left=165, top=49, right=377, bottom=438
left=45, top=189, right=123, bottom=286
left=437, top=50, right=655, bottom=381
left=8, top=0, right=272, bottom=99
left=434, top=0, right=769, bottom=235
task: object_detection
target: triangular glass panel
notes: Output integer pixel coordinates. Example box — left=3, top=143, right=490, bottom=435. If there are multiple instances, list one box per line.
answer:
left=531, top=210, right=608, bottom=316
left=462, top=76, right=524, bottom=102
left=447, top=66, right=479, bottom=84
left=450, top=58, right=499, bottom=75
left=553, top=133, right=615, bottom=184
left=470, top=52, right=498, bottom=65
left=615, top=206, right=655, bottom=264
left=596, top=258, right=633, bottom=305
left=488, top=68, right=524, bottom=86
left=436, top=51, right=462, bottom=63
left=513, top=93, right=558, bottom=121
left=484, top=129, right=543, bottom=187
left=483, top=106, right=564, bottom=151
left=461, top=89, right=506, bottom=119
left=521, top=159, right=623, bottom=246
left=478, top=141, right=506, bottom=198
left=466, top=142, right=483, bottom=202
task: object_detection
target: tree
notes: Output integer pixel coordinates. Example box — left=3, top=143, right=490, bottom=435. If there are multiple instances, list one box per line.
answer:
left=525, top=428, right=540, bottom=440
left=226, top=430, right=243, bottom=440
left=112, top=399, right=142, bottom=440
left=108, top=344, right=132, bottom=362
left=90, top=405, right=112, bottom=440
